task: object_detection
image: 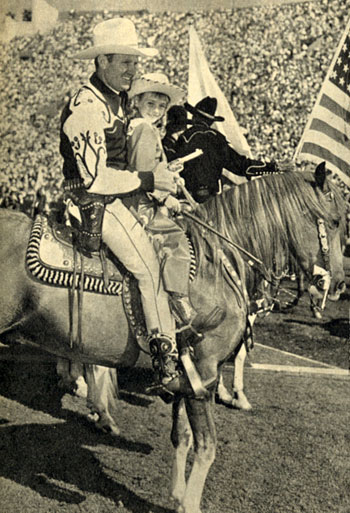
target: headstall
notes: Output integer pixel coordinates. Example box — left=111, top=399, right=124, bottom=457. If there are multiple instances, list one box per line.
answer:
left=308, top=218, right=331, bottom=311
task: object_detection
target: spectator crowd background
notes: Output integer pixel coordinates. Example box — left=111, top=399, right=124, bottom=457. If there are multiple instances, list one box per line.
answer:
left=0, top=0, right=349, bottom=213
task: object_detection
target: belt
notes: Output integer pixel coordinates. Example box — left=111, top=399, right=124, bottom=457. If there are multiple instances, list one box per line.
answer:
left=63, top=178, right=85, bottom=191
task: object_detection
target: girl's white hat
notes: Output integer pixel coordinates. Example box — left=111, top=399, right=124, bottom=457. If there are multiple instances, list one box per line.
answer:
left=128, top=73, right=185, bottom=106
left=73, top=18, right=158, bottom=59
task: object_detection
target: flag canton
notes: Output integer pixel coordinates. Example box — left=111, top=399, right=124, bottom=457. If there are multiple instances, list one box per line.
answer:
left=329, top=31, right=350, bottom=98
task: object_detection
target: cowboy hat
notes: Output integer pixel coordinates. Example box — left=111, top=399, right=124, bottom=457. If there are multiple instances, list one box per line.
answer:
left=128, top=73, right=185, bottom=106
left=165, top=105, right=193, bottom=134
left=73, top=18, right=158, bottom=59
left=184, top=97, right=225, bottom=122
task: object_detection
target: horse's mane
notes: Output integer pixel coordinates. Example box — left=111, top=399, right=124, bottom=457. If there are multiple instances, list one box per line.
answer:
left=186, top=172, right=344, bottom=287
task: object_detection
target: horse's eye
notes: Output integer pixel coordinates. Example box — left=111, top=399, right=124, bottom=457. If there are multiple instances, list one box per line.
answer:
left=332, top=218, right=340, bottom=228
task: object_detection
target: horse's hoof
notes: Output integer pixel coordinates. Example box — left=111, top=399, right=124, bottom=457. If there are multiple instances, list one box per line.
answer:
left=96, top=420, right=120, bottom=437
left=57, top=378, right=75, bottom=394
left=87, top=412, right=120, bottom=437
left=215, top=393, right=233, bottom=407
left=231, top=396, right=253, bottom=411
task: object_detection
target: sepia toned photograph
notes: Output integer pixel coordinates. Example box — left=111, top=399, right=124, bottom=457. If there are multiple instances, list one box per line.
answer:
left=0, top=1, right=349, bottom=512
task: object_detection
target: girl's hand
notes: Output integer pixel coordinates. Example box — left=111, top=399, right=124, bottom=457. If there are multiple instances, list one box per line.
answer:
left=167, top=160, right=184, bottom=173
left=164, top=195, right=182, bottom=214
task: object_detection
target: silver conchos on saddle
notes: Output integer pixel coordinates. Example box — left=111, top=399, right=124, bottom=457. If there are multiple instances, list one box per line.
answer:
left=26, top=215, right=122, bottom=295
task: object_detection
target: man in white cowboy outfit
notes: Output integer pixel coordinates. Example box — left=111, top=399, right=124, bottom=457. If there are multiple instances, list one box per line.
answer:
left=173, top=97, right=280, bottom=203
left=60, top=18, right=181, bottom=387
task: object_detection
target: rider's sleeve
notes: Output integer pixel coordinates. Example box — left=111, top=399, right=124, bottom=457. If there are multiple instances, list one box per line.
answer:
left=128, top=121, right=163, bottom=171
left=223, top=137, right=278, bottom=178
left=63, top=91, right=154, bottom=196
left=222, top=140, right=255, bottom=176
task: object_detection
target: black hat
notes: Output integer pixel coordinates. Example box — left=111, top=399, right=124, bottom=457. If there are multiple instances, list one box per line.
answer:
left=184, top=96, right=225, bottom=122
left=165, top=105, right=193, bottom=134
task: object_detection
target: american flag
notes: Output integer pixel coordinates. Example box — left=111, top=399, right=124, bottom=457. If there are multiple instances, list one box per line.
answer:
left=294, top=18, right=350, bottom=192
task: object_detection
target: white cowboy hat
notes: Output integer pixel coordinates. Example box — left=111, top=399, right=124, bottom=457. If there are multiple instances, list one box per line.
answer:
left=128, top=73, right=185, bottom=106
left=73, top=18, right=158, bottom=59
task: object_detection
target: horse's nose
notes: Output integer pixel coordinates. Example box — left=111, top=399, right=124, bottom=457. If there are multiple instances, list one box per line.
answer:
left=337, top=281, right=346, bottom=294
left=328, top=280, right=346, bottom=301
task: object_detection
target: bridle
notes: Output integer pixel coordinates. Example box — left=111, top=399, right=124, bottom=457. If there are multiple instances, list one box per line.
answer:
left=183, top=208, right=334, bottom=316
left=307, top=217, right=331, bottom=312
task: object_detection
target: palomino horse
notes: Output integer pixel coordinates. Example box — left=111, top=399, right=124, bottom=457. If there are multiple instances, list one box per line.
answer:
left=0, top=165, right=345, bottom=513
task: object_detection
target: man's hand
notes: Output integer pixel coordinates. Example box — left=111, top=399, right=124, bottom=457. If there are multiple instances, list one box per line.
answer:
left=153, top=162, right=177, bottom=194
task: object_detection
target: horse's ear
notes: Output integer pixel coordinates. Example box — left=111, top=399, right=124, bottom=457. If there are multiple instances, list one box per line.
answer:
left=314, top=161, right=326, bottom=191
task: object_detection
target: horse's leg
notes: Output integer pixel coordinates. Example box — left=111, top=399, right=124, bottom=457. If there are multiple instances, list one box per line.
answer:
left=56, top=358, right=88, bottom=398
left=216, top=343, right=252, bottom=410
left=84, top=364, right=120, bottom=436
left=71, top=362, right=88, bottom=398
left=56, top=358, right=74, bottom=391
left=177, top=395, right=216, bottom=513
left=231, top=343, right=252, bottom=410
left=170, top=398, right=193, bottom=508
left=216, top=369, right=233, bottom=405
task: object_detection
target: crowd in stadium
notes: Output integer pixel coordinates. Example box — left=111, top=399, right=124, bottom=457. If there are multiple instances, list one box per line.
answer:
left=0, top=0, right=348, bottom=212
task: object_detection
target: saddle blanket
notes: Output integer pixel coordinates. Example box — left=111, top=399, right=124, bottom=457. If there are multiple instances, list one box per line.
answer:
left=26, top=215, right=123, bottom=295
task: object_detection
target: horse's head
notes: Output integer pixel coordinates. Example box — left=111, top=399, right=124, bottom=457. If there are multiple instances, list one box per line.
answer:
left=304, top=162, right=346, bottom=307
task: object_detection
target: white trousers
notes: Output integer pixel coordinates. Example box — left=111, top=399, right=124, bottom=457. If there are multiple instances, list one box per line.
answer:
left=102, top=199, right=175, bottom=337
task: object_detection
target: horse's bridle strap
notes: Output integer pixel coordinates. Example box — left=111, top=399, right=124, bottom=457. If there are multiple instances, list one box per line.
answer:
left=317, top=218, right=330, bottom=272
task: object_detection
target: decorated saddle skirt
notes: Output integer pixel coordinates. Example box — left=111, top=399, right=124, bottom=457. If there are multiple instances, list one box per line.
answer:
left=26, top=215, right=123, bottom=295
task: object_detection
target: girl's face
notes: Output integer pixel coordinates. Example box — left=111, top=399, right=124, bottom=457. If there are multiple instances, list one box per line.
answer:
left=135, top=92, right=170, bottom=124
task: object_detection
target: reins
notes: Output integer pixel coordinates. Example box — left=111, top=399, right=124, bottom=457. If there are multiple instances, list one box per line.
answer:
left=182, top=209, right=332, bottom=315
left=182, top=210, right=271, bottom=281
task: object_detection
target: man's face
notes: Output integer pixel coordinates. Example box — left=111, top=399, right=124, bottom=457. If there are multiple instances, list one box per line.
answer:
left=100, top=54, right=139, bottom=92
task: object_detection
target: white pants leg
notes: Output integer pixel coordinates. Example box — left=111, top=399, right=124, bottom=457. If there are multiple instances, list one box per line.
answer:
left=103, top=199, right=175, bottom=337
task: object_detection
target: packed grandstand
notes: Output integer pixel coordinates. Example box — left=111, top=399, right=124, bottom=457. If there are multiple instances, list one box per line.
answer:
left=0, top=0, right=348, bottom=212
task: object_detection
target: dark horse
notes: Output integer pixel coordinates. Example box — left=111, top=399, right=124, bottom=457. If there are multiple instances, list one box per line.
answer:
left=0, top=166, right=345, bottom=513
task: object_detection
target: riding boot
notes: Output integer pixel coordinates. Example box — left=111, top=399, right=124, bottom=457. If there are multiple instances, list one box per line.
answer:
left=147, top=330, right=181, bottom=386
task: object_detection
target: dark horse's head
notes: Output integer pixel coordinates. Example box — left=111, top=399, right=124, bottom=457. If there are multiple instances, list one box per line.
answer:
left=185, top=163, right=346, bottom=308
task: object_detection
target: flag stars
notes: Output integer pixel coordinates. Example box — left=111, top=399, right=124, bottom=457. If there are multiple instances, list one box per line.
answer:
left=331, top=70, right=337, bottom=80
left=344, top=63, right=349, bottom=72
left=337, top=56, right=342, bottom=66
left=339, top=76, right=345, bottom=86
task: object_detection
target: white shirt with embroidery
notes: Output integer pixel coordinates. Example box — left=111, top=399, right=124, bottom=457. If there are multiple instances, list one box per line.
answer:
left=63, top=85, right=142, bottom=195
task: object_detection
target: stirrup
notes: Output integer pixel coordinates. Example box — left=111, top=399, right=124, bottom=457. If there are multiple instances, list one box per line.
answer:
left=147, top=330, right=181, bottom=386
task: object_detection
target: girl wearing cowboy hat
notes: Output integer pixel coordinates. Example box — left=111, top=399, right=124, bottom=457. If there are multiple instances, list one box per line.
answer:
left=127, top=73, right=196, bottom=327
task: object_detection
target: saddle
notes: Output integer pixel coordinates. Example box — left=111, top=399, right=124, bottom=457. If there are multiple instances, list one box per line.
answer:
left=26, top=214, right=151, bottom=350
left=26, top=215, right=123, bottom=295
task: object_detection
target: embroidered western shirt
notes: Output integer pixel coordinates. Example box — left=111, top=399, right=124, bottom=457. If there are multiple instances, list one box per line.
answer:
left=60, top=73, right=153, bottom=196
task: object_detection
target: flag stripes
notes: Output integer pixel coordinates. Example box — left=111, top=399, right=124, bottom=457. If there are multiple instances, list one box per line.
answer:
left=309, top=119, right=348, bottom=150
left=294, top=18, right=350, bottom=190
left=300, top=142, right=349, bottom=175
left=320, top=94, right=350, bottom=123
